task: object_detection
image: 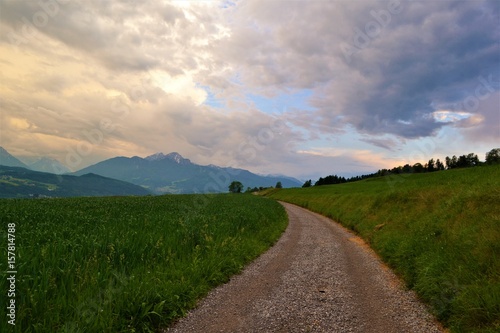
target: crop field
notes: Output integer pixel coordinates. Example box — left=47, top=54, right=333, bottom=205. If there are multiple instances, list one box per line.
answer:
left=264, top=165, right=500, bottom=333
left=0, top=194, right=287, bottom=332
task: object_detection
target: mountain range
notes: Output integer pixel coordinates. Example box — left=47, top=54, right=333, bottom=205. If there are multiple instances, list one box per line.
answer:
left=0, top=147, right=302, bottom=196
left=73, top=152, right=302, bottom=194
left=0, top=147, right=70, bottom=174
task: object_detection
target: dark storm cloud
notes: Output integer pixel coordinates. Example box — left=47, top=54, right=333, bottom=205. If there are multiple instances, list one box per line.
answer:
left=330, top=0, right=498, bottom=138
left=220, top=0, right=499, bottom=139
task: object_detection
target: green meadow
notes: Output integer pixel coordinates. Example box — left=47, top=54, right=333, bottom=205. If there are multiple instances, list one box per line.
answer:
left=264, top=165, right=500, bottom=333
left=0, top=194, right=287, bottom=332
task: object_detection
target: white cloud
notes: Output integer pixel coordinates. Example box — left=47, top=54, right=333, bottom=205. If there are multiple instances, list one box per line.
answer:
left=432, top=111, right=474, bottom=123
left=150, top=71, right=207, bottom=105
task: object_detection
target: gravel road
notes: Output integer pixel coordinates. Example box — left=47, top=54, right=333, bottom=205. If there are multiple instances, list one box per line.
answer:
left=166, top=202, right=444, bottom=333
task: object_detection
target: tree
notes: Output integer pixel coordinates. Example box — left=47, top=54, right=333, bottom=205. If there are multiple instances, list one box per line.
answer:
left=302, top=180, right=312, bottom=188
left=457, top=155, right=468, bottom=168
left=427, top=158, right=436, bottom=172
left=315, top=174, right=347, bottom=186
left=275, top=181, right=283, bottom=189
left=413, top=163, right=424, bottom=173
left=402, top=164, right=412, bottom=173
left=466, top=153, right=479, bottom=167
left=228, top=181, right=243, bottom=193
left=435, top=159, right=445, bottom=171
left=486, top=148, right=500, bottom=164
left=445, top=156, right=452, bottom=169
left=446, top=155, right=459, bottom=169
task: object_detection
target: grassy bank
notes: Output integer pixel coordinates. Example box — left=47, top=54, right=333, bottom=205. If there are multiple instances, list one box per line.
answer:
left=264, top=165, right=500, bottom=333
left=0, top=194, right=287, bottom=332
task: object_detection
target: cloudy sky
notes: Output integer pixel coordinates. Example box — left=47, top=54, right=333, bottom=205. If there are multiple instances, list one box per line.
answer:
left=1, top=0, right=499, bottom=180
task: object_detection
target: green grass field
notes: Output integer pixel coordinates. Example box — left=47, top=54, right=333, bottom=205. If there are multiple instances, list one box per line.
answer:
left=0, top=194, right=287, bottom=332
left=264, top=165, right=500, bottom=333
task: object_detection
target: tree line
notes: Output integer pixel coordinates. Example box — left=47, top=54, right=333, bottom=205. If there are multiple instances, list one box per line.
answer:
left=228, top=180, right=283, bottom=193
left=303, top=148, right=500, bottom=187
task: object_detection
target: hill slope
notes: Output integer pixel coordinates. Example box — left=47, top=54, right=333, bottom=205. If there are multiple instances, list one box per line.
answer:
left=74, top=152, right=302, bottom=194
left=0, top=166, right=151, bottom=198
left=264, top=165, right=500, bottom=333
left=0, top=147, right=28, bottom=168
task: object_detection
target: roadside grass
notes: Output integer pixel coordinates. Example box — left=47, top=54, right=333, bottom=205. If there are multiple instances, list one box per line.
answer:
left=0, top=194, right=287, bottom=332
left=264, top=165, right=500, bottom=333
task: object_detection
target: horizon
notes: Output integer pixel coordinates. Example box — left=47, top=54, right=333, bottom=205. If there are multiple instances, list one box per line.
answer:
left=3, top=146, right=497, bottom=183
left=1, top=1, right=499, bottom=181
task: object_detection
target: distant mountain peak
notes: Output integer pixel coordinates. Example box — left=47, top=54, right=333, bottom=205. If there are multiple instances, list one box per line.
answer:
left=166, top=152, right=189, bottom=164
left=145, top=152, right=167, bottom=161
left=0, top=146, right=28, bottom=168
left=145, top=152, right=191, bottom=164
left=29, top=157, right=70, bottom=174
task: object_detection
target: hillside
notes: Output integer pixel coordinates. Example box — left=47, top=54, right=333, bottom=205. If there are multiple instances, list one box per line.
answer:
left=0, top=166, right=151, bottom=198
left=263, top=165, right=500, bottom=333
left=0, top=147, right=28, bottom=168
left=73, top=152, right=302, bottom=194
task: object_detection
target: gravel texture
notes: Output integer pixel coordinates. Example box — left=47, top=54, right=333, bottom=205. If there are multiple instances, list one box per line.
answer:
left=165, top=202, right=445, bottom=333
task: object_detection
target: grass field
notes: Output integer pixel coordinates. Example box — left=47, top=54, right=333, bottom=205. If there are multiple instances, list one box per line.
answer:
left=264, top=165, right=500, bottom=333
left=0, top=194, right=287, bottom=332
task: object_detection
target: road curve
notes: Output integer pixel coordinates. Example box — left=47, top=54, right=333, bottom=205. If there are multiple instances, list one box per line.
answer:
left=166, top=202, right=444, bottom=333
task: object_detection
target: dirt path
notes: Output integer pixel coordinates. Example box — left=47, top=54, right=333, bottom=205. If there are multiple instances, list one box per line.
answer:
left=166, top=202, right=444, bottom=333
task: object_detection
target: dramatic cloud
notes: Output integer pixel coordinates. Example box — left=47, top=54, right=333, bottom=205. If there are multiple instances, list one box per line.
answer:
left=219, top=0, right=499, bottom=138
left=0, top=0, right=498, bottom=179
